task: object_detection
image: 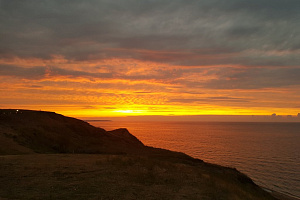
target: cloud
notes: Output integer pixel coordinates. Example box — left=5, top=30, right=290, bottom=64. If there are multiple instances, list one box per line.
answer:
left=1, top=0, right=299, bottom=66
left=169, top=97, right=249, bottom=104
left=1, top=63, right=300, bottom=91
left=134, top=91, right=153, bottom=94
left=0, top=0, right=299, bottom=117
left=0, top=65, right=46, bottom=79
left=203, top=67, right=300, bottom=89
left=0, top=65, right=112, bottom=80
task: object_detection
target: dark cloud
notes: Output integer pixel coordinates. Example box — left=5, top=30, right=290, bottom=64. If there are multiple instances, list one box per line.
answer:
left=134, top=91, right=153, bottom=94
left=2, top=63, right=299, bottom=91
left=0, top=65, right=112, bottom=79
left=0, top=0, right=299, bottom=66
left=203, top=67, right=300, bottom=89
left=0, top=63, right=181, bottom=83
left=169, top=97, right=249, bottom=103
left=0, top=65, right=46, bottom=79
left=27, top=85, right=43, bottom=88
left=224, top=0, right=300, bottom=18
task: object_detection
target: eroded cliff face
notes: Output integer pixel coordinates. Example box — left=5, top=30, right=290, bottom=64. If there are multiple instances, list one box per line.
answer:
left=0, top=109, right=144, bottom=154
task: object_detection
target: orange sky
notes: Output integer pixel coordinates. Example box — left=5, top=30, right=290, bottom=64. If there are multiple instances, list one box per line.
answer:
left=1, top=57, right=299, bottom=118
left=1, top=1, right=299, bottom=119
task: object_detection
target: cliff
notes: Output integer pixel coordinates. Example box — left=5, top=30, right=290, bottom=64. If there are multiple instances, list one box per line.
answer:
left=0, top=109, right=144, bottom=155
left=0, top=109, right=278, bottom=200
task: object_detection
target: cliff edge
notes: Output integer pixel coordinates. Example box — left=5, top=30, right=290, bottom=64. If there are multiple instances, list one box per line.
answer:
left=0, top=109, right=278, bottom=200
left=0, top=109, right=144, bottom=155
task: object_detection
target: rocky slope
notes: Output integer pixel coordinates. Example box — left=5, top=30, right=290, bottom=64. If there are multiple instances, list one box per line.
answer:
left=0, top=109, right=144, bottom=155
left=0, top=109, right=278, bottom=200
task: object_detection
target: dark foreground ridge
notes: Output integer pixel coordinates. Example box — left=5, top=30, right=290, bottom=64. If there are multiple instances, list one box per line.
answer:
left=0, top=109, right=280, bottom=199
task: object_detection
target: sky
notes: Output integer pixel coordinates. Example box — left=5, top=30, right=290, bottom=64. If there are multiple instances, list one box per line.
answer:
left=0, top=0, right=300, bottom=118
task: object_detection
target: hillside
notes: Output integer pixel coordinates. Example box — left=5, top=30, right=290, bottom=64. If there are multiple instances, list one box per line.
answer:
left=0, top=109, right=145, bottom=155
left=0, top=109, right=278, bottom=200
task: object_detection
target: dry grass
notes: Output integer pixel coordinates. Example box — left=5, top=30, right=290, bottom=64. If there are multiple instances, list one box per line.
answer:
left=0, top=154, right=276, bottom=200
left=0, top=110, right=281, bottom=199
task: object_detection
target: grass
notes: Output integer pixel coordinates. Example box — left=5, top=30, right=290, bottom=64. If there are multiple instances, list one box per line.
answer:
left=0, top=110, right=286, bottom=199
left=0, top=154, right=276, bottom=200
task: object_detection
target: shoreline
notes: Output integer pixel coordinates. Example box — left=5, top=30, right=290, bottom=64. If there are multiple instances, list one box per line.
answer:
left=1, top=109, right=298, bottom=200
left=0, top=154, right=282, bottom=200
left=89, top=120, right=300, bottom=199
left=1, top=154, right=298, bottom=200
left=262, top=187, right=300, bottom=200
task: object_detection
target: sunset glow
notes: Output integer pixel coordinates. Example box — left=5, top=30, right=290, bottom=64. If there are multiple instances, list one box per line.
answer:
left=1, top=1, right=299, bottom=119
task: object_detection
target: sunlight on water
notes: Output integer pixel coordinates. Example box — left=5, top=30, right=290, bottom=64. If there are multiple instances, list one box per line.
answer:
left=90, top=121, right=300, bottom=198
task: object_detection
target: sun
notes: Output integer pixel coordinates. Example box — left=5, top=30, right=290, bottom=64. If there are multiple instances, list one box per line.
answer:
left=113, top=109, right=143, bottom=114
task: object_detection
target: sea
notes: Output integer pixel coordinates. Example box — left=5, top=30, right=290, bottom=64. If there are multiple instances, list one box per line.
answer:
left=89, top=121, right=300, bottom=199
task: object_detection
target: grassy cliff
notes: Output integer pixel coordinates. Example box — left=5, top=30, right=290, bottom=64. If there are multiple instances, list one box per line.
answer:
left=0, top=109, right=278, bottom=199
left=0, top=109, right=144, bottom=155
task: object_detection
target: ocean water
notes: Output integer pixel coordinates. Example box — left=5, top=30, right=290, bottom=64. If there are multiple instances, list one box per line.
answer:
left=90, top=121, right=300, bottom=198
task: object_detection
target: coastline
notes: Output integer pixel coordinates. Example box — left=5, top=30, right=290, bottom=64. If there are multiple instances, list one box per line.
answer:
left=0, top=109, right=297, bottom=199
left=1, top=154, right=298, bottom=200
left=89, top=120, right=300, bottom=199
left=262, top=188, right=300, bottom=200
left=0, top=154, right=278, bottom=200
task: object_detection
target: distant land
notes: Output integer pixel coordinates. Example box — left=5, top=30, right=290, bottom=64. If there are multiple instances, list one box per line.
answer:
left=0, top=109, right=296, bottom=199
left=85, top=119, right=112, bottom=122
